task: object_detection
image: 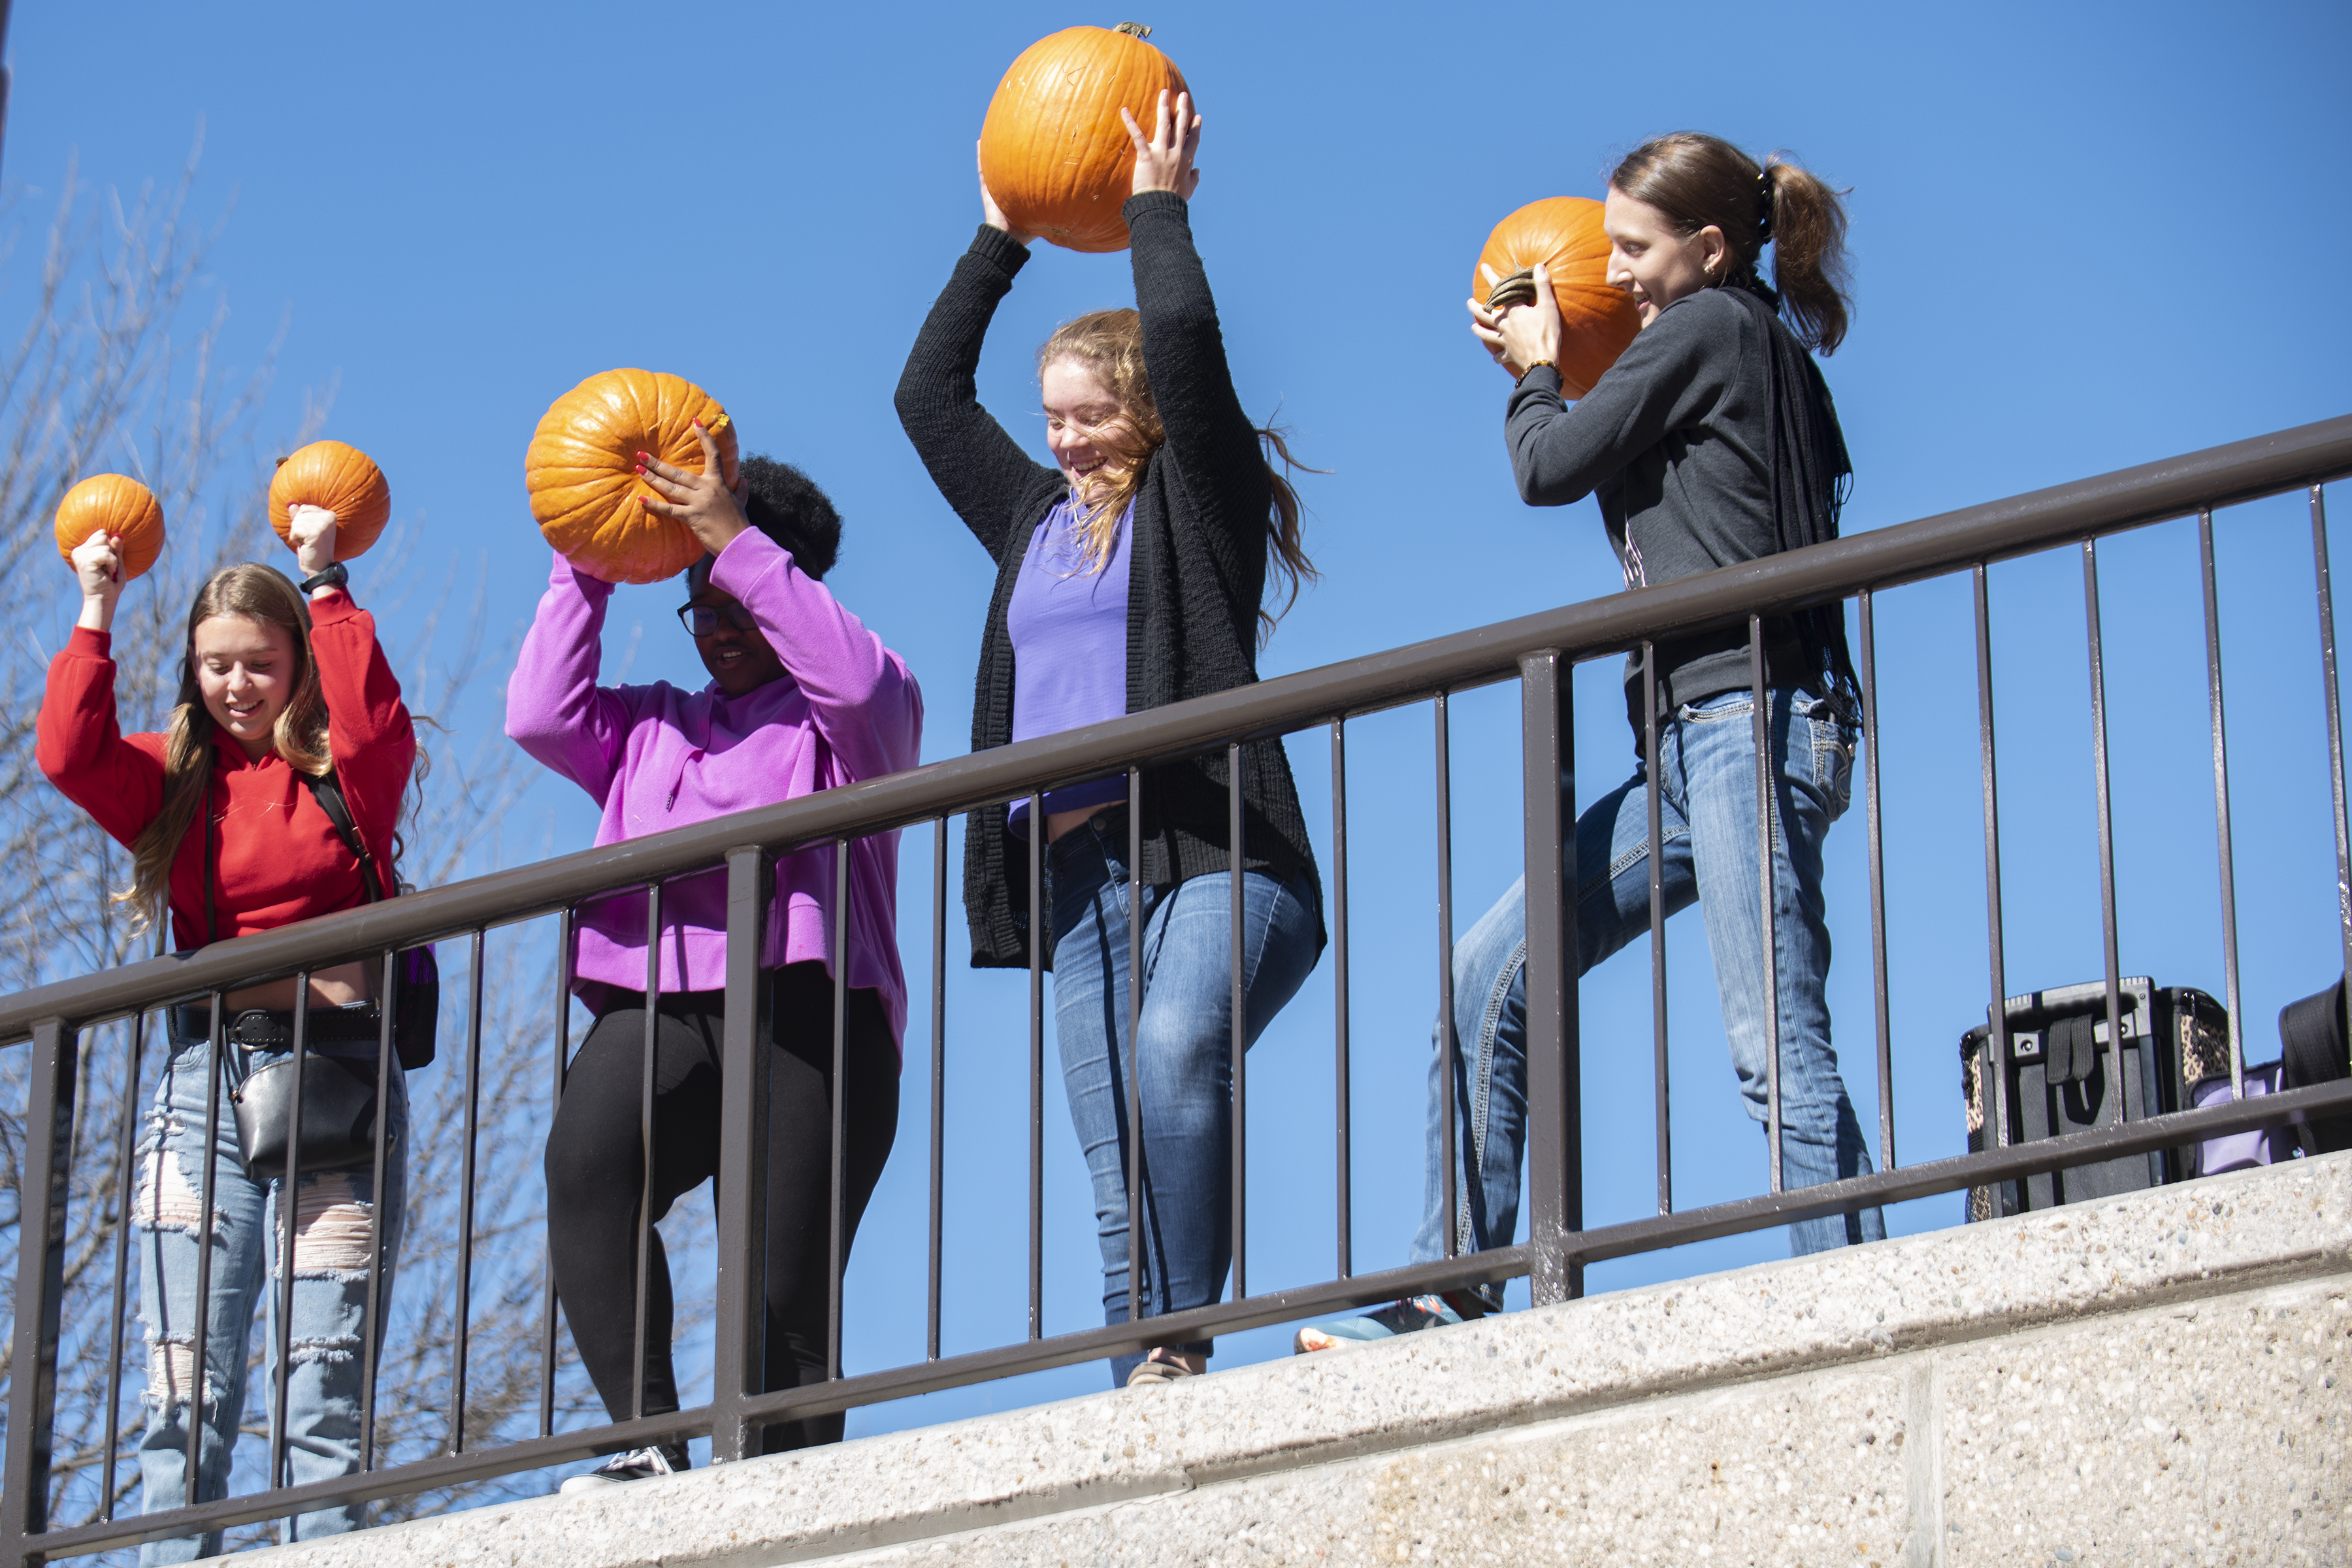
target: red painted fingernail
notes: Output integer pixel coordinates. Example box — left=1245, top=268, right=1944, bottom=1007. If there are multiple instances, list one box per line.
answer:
left=632, top=465, right=645, bottom=476
left=692, top=417, right=704, bottom=429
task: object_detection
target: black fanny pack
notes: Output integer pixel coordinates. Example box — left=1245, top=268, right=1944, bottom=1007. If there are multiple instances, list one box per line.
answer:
left=231, top=1046, right=385, bottom=1183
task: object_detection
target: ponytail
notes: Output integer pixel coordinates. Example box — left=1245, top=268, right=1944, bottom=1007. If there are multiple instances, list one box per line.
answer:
left=1760, top=160, right=1852, bottom=356
left=1610, top=133, right=1854, bottom=355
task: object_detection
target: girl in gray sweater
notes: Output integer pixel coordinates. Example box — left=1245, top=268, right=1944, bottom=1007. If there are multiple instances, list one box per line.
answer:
left=1303, top=131, right=1880, bottom=1352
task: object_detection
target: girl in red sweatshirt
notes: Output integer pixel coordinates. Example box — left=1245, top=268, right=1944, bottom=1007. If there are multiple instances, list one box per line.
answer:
left=39, top=508, right=415, bottom=1560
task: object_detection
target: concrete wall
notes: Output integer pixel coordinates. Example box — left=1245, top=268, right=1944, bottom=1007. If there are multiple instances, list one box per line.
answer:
left=257, top=1152, right=2351, bottom=1568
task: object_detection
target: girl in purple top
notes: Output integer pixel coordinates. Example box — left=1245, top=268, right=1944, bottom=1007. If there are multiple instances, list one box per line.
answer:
left=506, top=425, right=922, bottom=1484
left=896, top=97, right=1324, bottom=1386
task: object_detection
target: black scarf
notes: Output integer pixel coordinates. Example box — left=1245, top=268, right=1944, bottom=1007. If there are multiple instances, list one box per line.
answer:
left=1725, top=279, right=1861, bottom=719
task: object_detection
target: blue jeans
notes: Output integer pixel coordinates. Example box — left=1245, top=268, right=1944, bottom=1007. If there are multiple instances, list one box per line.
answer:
left=1420, top=687, right=1883, bottom=1301
left=1047, top=815, right=1320, bottom=1385
left=135, top=1030, right=406, bottom=1561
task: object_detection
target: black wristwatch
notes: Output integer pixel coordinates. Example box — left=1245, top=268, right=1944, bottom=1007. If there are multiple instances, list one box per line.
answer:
left=299, top=561, right=350, bottom=595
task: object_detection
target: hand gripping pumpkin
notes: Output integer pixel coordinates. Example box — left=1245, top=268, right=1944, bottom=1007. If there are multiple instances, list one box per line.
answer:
left=1475, top=198, right=1642, bottom=399
left=524, top=369, right=738, bottom=585
left=53, top=474, right=167, bottom=581
left=979, top=22, right=1190, bottom=253
left=269, top=440, right=392, bottom=560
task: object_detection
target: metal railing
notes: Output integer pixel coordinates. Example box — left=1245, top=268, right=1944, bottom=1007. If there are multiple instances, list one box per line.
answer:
left=6, top=414, right=2352, bottom=1561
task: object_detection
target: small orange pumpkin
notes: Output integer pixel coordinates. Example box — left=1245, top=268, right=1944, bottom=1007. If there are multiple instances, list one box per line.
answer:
left=523, top=369, right=738, bottom=585
left=269, top=440, right=392, bottom=559
left=53, top=474, right=167, bottom=581
left=1474, top=198, right=1642, bottom=399
left=979, top=22, right=1190, bottom=253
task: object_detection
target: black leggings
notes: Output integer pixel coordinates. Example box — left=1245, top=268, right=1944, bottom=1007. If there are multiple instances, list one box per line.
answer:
left=543, top=962, right=898, bottom=1453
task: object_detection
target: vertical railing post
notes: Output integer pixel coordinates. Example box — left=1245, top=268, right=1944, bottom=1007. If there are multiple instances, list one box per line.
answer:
left=826, top=842, right=851, bottom=1382
left=99, top=1011, right=148, bottom=1522
left=926, top=817, right=947, bottom=1364
left=710, top=847, right=773, bottom=1463
left=1330, top=718, right=1352, bottom=1281
left=1, top=1019, right=79, bottom=1564
left=359, top=956, right=397, bottom=1471
left=1026, top=796, right=1045, bottom=1343
left=1749, top=618, right=1782, bottom=1194
left=1858, top=592, right=1897, bottom=1171
left=448, top=932, right=488, bottom=1455
left=1226, top=743, right=1247, bottom=1301
left=1434, top=694, right=1458, bottom=1257
left=1126, top=768, right=1146, bottom=1333
left=2198, top=508, right=2247, bottom=1094
left=1642, top=643, right=1671, bottom=1215
left=2083, top=542, right=2129, bottom=1103
left=538, top=908, right=575, bottom=1439
left=1974, top=565, right=2014, bottom=1177
left=1520, top=651, right=1581, bottom=1306
left=2311, top=484, right=2352, bottom=1054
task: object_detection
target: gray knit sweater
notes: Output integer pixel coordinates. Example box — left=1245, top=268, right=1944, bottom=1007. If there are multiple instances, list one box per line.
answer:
left=1507, top=287, right=1830, bottom=716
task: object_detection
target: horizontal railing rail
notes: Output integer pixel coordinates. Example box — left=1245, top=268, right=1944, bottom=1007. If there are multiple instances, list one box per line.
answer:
left=5, top=411, right=2349, bottom=1565
left=5, top=413, right=2346, bottom=1044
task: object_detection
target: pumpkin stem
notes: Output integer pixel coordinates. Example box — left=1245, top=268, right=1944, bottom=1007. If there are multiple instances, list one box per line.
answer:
left=1113, top=21, right=1152, bottom=37
left=1485, top=269, right=1538, bottom=311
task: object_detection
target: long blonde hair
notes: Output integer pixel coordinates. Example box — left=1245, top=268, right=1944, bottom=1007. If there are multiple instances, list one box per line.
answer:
left=118, top=563, right=332, bottom=934
left=1038, top=309, right=1317, bottom=643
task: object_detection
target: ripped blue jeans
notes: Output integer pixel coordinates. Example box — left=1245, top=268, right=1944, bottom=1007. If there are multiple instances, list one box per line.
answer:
left=135, top=1030, right=406, bottom=1562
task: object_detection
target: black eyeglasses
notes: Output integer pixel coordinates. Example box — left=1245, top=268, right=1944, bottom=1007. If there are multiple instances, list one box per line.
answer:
left=675, top=601, right=760, bottom=636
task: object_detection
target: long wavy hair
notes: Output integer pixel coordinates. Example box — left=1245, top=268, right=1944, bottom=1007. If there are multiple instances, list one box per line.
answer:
left=116, top=563, right=333, bottom=934
left=1610, top=132, right=1854, bottom=355
left=1037, top=309, right=1317, bottom=644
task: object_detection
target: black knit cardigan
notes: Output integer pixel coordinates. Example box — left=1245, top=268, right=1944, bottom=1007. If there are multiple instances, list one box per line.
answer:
left=893, top=191, right=1325, bottom=971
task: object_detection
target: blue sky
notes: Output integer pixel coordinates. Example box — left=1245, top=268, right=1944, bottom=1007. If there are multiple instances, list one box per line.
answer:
left=8, top=0, right=2350, bottom=1446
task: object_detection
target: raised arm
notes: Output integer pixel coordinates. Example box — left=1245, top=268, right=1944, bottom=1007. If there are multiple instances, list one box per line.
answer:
left=1120, top=93, right=1272, bottom=549
left=504, top=550, right=634, bottom=804
left=1498, top=291, right=1741, bottom=506
left=308, top=585, right=416, bottom=872
left=37, top=628, right=165, bottom=849
left=37, top=528, right=165, bottom=847
left=706, top=528, right=924, bottom=783
left=274, top=498, right=416, bottom=874
left=892, top=159, right=1065, bottom=563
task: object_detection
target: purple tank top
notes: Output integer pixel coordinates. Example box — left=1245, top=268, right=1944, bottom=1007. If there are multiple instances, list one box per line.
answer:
left=1006, top=495, right=1132, bottom=833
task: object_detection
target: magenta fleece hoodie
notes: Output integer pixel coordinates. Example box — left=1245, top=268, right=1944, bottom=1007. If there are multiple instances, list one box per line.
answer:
left=506, top=527, right=923, bottom=1046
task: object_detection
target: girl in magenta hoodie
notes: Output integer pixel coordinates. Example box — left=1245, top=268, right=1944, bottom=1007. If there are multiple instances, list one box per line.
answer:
left=506, top=425, right=921, bottom=1484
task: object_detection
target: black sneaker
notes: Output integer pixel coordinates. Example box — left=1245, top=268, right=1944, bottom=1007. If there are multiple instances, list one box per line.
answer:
left=559, top=1443, right=690, bottom=1494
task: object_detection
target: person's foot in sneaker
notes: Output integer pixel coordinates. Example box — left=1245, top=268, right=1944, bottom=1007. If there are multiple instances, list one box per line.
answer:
left=1293, top=1294, right=1471, bottom=1353
left=559, top=1443, right=690, bottom=1494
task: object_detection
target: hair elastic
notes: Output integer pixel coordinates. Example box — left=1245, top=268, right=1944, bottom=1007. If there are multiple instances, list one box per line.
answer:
left=1756, top=165, right=1775, bottom=242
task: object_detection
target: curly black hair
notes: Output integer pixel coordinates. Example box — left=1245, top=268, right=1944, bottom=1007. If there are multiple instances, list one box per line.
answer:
left=740, top=453, right=843, bottom=581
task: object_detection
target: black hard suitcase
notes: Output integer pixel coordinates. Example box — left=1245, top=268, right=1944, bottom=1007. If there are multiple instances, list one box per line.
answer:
left=1959, top=977, right=2230, bottom=1222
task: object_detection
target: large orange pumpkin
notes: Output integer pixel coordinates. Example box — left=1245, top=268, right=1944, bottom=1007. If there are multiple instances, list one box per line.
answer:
left=1474, top=198, right=1642, bottom=399
left=53, top=474, right=166, bottom=581
left=979, top=23, right=1189, bottom=253
left=269, top=440, right=392, bottom=559
left=523, top=369, right=738, bottom=585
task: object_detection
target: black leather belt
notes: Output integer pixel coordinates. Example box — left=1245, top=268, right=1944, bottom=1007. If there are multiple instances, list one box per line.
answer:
left=168, top=1002, right=384, bottom=1049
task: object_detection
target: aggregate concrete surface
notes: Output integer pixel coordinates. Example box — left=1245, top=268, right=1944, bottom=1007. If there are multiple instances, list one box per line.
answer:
left=246, top=1152, right=2350, bottom=1568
